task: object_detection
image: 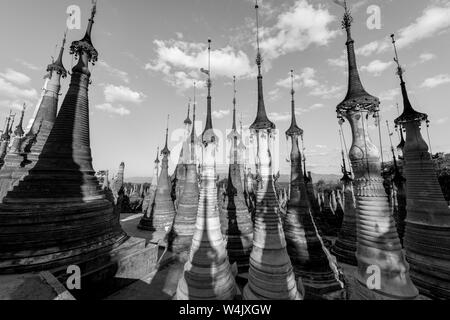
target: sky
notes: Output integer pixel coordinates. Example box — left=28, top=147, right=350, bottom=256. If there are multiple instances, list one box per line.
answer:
left=0, top=0, right=449, bottom=179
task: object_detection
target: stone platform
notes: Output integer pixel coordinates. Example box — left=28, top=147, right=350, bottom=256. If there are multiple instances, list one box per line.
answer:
left=0, top=272, right=75, bottom=300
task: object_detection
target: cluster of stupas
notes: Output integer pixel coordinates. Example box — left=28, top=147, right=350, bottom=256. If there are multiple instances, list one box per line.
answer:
left=0, top=0, right=448, bottom=301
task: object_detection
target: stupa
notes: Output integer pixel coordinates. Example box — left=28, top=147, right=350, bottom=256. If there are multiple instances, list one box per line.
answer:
left=0, top=4, right=155, bottom=291
left=169, top=86, right=200, bottom=253
left=335, top=1, right=418, bottom=300
left=138, top=118, right=176, bottom=233
left=283, top=70, right=341, bottom=298
left=243, top=1, right=302, bottom=300
left=392, top=34, right=450, bottom=299
left=176, top=40, right=236, bottom=300
left=220, top=76, right=253, bottom=273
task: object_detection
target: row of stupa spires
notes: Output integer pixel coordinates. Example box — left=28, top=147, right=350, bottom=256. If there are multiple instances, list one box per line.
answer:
left=131, top=0, right=449, bottom=301
left=331, top=0, right=450, bottom=300
left=0, top=0, right=447, bottom=301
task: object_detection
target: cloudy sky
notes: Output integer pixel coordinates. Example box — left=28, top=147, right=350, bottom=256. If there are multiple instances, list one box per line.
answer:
left=0, top=0, right=449, bottom=178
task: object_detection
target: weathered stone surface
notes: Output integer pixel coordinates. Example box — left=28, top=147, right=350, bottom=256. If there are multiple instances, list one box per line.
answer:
left=0, top=272, right=75, bottom=300
left=52, top=237, right=158, bottom=300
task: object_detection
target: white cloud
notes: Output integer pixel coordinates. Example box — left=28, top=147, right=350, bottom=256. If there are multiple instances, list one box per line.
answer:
left=276, top=68, right=319, bottom=89
left=145, top=39, right=253, bottom=91
left=268, top=109, right=303, bottom=122
left=379, top=88, right=399, bottom=101
left=436, top=117, right=449, bottom=125
left=327, top=54, right=346, bottom=68
left=15, top=59, right=40, bottom=71
left=0, top=78, right=37, bottom=101
left=95, top=103, right=131, bottom=116
left=97, top=60, right=130, bottom=83
left=0, top=69, right=31, bottom=85
left=268, top=112, right=291, bottom=122
left=307, top=103, right=325, bottom=111
left=420, top=74, right=450, bottom=89
left=361, top=60, right=394, bottom=76
left=356, top=41, right=388, bottom=57
left=259, top=0, right=338, bottom=60
left=419, top=52, right=436, bottom=63
left=212, top=109, right=230, bottom=119
left=356, top=3, right=450, bottom=56
left=309, top=85, right=343, bottom=99
left=276, top=68, right=343, bottom=99
left=0, top=99, right=33, bottom=111
left=268, top=88, right=281, bottom=102
left=395, top=4, right=450, bottom=49
left=104, top=85, right=145, bottom=104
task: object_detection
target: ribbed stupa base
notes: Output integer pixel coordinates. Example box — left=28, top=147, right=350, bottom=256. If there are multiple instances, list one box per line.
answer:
left=331, top=237, right=357, bottom=266
left=220, top=165, right=254, bottom=274
left=353, top=193, right=419, bottom=300
left=352, top=278, right=417, bottom=300
left=0, top=198, right=127, bottom=274
left=331, top=190, right=357, bottom=266
left=243, top=174, right=302, bottom=300
left=402, top=145, right=450, bottom=300
left=169, top=164, right=199, bottom=254
left=320, top=207, right=339, bottom=236
left=176, top=159, right=236, bottom=300
left=405, top=223, right=450, bottom=299
left=138, top=193, right=175, bottom=233
left=284, top=205, right=342, bottom=297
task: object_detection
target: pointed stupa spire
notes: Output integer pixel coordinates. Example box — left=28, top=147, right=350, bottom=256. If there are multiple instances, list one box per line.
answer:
left=184, top=99, right=192, bottom=125
left=155, top=146, right=160, bottom=164
left=302, top=154, right=309, bottom=182
left=395, top=103, right=406, bottom=152
left=47, top=30, right=68, bottom=78
left=161, top=115, right=170, bottom=156
left=286, top=70, right=303, bottom=137
left=1, top=114, right=12, bottom=141
left=232, top=76, right=237, bottom=131
left=227, top=76, right=242, bottom=143
left=190, top=82, right=197, bottom=142
left=391, top=34, right=428, bottom=125
left=201, top=39, right=217, bottom=144
left=250, top=0, right=275, bottom=131
left=70, top=0, right=98, bottom=73
left=220, top=74, right=254, bottom=272
left=13, top=103, right=26, bottom=137
left=8, top=114, right=15, bottom=136
left=337, top=1, right=379, bottom=113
